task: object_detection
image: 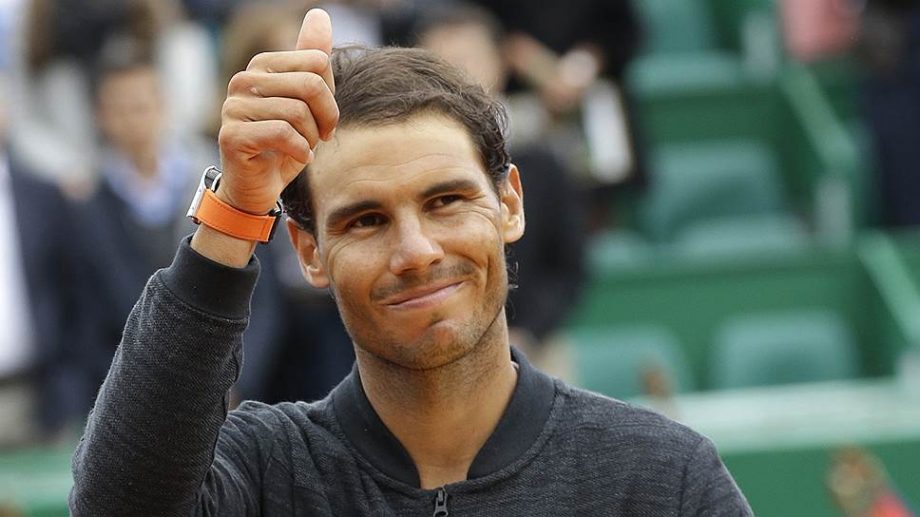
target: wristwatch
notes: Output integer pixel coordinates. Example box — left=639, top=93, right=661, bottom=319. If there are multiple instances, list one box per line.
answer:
left=186, top=166, right=282, bottom=243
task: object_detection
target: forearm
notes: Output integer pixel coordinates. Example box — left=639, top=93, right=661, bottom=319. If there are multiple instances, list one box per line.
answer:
left=70, top=238, right=260, bottom=515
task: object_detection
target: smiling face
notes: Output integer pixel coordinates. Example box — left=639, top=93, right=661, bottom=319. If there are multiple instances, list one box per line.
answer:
left=289, top=114, right=524, bottom=370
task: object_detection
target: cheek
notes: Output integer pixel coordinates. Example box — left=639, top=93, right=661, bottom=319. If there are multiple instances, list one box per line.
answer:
left=324, top=239, right=382, bottom=300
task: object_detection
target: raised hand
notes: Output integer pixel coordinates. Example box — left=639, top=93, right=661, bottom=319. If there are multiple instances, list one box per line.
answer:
left=216, top=8, right=338, bottom=216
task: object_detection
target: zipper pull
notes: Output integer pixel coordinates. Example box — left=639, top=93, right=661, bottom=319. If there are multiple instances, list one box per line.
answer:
left=432, top=487, right=449, bottom=517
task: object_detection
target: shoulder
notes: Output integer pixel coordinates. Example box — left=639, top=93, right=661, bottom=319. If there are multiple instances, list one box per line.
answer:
left=217, top=398, right=355, bottom=485
left=554, top=380, right=706, bottom=450
left=544, top=381, right=751, bottom=514
left=225, top=399, right=336, bottom=435
left=221, top=398, right=344, bottom=455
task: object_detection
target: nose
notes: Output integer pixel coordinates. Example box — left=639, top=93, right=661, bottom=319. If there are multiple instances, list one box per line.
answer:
left=388, top=216, right=444, bottom=275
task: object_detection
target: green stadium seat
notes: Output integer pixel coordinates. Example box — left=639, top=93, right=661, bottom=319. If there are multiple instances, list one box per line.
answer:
left=568, top=325, right=694, bottom=400
left=635, top=0, right=718, bottom=55
left=710, top=309, right=859, bottom=389
left=629, top=53, right=747, bottom=97
left=587, top=230, right=654, bottom=271
left=674, top=214, right=810, bottom=258
left=629, top=0, right=750, bottom=99
left=640, top=139, right=787, bottom=241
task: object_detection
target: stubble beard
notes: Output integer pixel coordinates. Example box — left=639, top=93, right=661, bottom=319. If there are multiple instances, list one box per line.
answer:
left=339, top=260, right=510, bottom=373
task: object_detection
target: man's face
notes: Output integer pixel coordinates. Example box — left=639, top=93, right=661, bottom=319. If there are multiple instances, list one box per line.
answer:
left=96, top=66, right=164, bottom=156
left=289, top=114, right=524, bottom=370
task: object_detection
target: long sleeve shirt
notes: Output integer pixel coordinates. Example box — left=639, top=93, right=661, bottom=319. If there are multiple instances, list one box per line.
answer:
left=70, top=238, right=752, bottom=516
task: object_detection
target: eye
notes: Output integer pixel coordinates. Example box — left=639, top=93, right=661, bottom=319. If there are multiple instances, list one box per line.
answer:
left=350, top=213, right=386, bottom=229
left=430, top=194, right=463, bottom=209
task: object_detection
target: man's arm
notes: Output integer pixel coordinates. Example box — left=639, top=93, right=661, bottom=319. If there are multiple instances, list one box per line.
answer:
left=70, top=8, right=339, bottom=514
left=70, top=240, right=263, bottom=515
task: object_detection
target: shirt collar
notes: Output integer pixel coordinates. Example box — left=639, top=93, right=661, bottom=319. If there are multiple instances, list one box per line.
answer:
left=331, top=347, right=556, bottom=487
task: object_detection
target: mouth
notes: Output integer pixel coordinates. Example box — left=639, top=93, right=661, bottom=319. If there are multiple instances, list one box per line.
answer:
left=382, top=281, right=464, bottom=310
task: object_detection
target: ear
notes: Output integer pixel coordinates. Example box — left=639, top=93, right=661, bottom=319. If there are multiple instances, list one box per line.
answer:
left=500, top=164, right=525, bottom=244
left=286, top=219, right=330, bottom=289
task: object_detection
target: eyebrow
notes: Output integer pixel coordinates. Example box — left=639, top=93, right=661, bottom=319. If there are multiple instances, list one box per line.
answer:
left=419, top=178, right=482, bottom=200
left=325, top=200, right=384, bottom=230
left=324, top=178, right=484, bottom=230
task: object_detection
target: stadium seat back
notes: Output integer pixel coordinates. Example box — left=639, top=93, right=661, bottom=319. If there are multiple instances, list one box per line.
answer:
left=569, top=325, right=694, bottom=400
left=674, top=214, right=810, bottom=258
left=711, top=309, right=859, bottom=389
left=636, top=0, right=718, bottom=55
left=641, top=139, right=787, bottom=241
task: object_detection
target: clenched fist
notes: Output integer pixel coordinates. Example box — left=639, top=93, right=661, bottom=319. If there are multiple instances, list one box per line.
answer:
left=217, top=8, right=339, bottom=216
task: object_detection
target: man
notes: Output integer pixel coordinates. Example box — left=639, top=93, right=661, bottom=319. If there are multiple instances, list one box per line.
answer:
left=71, top=9, right=751, bottom=515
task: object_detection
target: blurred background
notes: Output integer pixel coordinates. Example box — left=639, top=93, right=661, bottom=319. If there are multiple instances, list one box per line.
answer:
left=0, top=0, right=919, bottom=515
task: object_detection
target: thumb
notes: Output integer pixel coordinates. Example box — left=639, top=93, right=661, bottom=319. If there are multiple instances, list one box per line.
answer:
left=296, top=8, right=333, bottom=55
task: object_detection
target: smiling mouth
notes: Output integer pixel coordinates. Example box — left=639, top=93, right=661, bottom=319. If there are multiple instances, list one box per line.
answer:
left=383, top=282, right=464, bottom=310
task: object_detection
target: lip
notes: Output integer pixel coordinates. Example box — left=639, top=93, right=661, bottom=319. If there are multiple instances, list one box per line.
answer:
left=382, top=281, right=464, bottom=310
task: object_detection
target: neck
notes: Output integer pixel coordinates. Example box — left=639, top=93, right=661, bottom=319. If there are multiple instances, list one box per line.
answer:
left=357, top=313, right=518, bottom=489
left=117, top=143, right=159, bottom=181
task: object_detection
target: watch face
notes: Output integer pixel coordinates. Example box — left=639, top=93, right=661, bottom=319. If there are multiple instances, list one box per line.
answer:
left=204, top=166, right=222, bottom=191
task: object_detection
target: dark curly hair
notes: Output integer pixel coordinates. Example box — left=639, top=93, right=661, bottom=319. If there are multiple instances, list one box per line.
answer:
left=280, top=46, right=511, bottom=234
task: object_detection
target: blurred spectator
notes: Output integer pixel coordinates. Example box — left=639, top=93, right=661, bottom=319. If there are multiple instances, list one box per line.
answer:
left=9, top=0, right=215, bottom=189
left=859, top=0, right=920, bottom=227
left=321, top=0, right=386, bottom=48
left=462, top=0, right=645, bottom=231
left=415, top=2, right=586, bottom=360
left=780, top=0, right=861, bottom=63
left=0, top=73, right=80, bottom=445
left=827, top=446, right=917, bottom=517
left=182, top=0, right=240, bottom=28
left=68, top=37, right=288, bottom=417
left=216, top=3, right=354, bottom=403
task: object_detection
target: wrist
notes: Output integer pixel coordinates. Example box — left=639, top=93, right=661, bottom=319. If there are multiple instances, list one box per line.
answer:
left=187, top=166, right=282, bottom=244
left=190, top=225, right=258, bottom=269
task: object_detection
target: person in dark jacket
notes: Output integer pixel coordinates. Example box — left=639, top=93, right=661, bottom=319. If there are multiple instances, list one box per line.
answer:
left=70, top=9, right=751, bottom=515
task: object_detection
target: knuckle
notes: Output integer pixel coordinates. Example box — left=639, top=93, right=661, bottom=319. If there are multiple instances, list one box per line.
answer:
left=227, top=71, right=253, bottom=94
left=217, top=124, right=240, bottom=148
left=293, top=101, right=312, bottom=124
left=247, top=52, right=272, bottom=71
left=312, top=50, right=330, bottom=71
left=302, top=73, right=325, bottom=98
left=221, top=96, right=243, bottom=119
left=274, top=121, right=296, bottom=141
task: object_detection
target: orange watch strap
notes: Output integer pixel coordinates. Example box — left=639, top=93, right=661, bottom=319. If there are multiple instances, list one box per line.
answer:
left=194, top=190, right=278, bottom=242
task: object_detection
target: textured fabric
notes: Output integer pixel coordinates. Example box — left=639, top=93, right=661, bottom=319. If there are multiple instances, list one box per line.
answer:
left=71, top=239, right=752, bottom=516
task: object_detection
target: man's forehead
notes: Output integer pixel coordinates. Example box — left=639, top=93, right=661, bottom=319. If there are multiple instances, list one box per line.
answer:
left=308, top=115, right=487, bottom=200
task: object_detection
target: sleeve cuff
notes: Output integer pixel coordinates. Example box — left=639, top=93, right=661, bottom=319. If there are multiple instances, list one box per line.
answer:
left=158, top=235, right=261, bottom=320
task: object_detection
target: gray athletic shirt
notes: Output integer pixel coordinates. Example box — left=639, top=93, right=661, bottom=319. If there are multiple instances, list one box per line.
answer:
left=70, top=238, right=753, bottom=516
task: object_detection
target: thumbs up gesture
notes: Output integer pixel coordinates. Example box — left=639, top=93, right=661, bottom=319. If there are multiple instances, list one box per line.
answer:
left=216, top=8, right=338, bottom=216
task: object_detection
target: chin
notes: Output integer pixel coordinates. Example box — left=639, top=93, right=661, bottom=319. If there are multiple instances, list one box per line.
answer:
left=371, top=319, right=480, bottom=371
